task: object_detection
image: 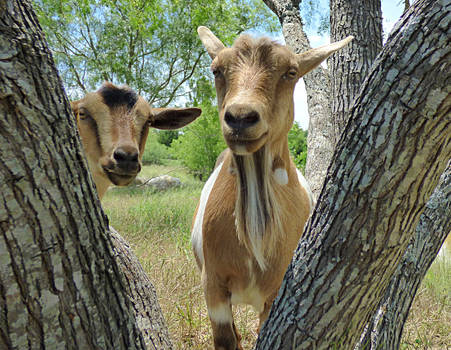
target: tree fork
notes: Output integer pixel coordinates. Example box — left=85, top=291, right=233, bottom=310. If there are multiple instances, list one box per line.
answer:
left=256, top=0, right=450, bottom=348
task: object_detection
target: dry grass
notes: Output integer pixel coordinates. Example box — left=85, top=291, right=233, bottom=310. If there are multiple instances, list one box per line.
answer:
left=102, top=164, right=450, bottom=349
left=400, top=249, right=451, bottom=350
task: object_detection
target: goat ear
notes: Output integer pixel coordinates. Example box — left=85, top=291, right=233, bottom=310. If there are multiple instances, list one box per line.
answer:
left=150, top=107, right=202, bottom=130
left=198, top=26, right=225, bottom=59
left=297, top=36, right=354, bottom=77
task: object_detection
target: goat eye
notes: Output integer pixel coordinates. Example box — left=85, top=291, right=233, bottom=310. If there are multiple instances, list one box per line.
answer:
left=212, top=68, right=222, bottom=78
left=78, top=110, right=91, bottom=121
left=284, top=69, right=298, bottom=80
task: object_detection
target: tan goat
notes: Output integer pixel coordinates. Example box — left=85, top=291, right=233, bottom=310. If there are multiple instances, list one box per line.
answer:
left=191, top=27, right=352, bottom=349
left=71, top=82, right=201, bottom=199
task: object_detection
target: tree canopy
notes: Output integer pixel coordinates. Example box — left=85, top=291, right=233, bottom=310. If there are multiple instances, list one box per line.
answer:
left=34, top=0, right=278, bottom=106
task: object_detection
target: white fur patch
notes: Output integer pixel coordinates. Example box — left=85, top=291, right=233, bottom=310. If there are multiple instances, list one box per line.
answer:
left=296, top=169, right=315, bottom=212
left=191, top=162, right=224, bottom=267
left=209, top=303, right=233, bottom=324
left=230, top=259, right=265, bottom=313
left=273, top=167, right=288, bottom=185
left=231, top=287, right=265, bottom=313
left=233, top=145, right=248, bottom=155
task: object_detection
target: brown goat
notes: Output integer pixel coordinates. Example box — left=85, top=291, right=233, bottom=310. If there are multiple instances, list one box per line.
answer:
left=71, top=82, right=201, bottom=199
left=191, top=27, right=352, bottom=349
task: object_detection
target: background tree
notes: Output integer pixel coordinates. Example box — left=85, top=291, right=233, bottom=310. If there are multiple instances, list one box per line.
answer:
left=256, top=0, right=450, bottom=347
left=329, top=0, right=383, bottom=142
left=34, top=0, right=278, bottom=106
left=157, top=130, right=179, bottom=148
left=262, top=0, right=336, bottom=198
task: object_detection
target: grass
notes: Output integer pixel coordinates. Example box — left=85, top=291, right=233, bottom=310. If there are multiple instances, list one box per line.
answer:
left=401, top=248, right=451, bottom=350
left=102, top=162, right=451, bottom=349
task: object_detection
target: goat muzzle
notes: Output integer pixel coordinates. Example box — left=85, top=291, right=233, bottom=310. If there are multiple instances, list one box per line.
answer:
left=224, top=104, right=260, bottom=132
left=102, top=145, right=141, bottom=186
left=113, top=146, right=140, bottom=172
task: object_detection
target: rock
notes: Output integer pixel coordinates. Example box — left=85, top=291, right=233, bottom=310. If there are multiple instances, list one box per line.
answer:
left=131, top=176, right=147, bottom=185
left=143, top=175, right=181, bottom=191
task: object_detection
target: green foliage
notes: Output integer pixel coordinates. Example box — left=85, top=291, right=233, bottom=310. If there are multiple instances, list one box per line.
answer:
left=157, top=130, right=179, bottom=147
left=171, top=79, right=226, bottom=180
left=288, top=122, right=308, bottom=173
left=300, top=0, right=330, bottom=35
left=142, top=130, right=171, bottom=165
left=34, top=0, right=278, bottom=104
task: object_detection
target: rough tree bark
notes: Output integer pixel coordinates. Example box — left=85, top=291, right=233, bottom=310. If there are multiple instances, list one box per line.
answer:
left=356, top=163, right=450, bottom=350
left=109, top=228, right=173, bottom=349
left=0, top=1, right=171, bottom=348
left=262, top=0, right=335, bottom=199
left=404, top=0, right=411, bottom=14
left=263, top=0, right=450, bottom=346
left=330, top=0, right=383, bottom=143
left=256, top=0, right=450, bottom=348
left=350, top=3, right=451, bottom=348
left=328, top=2, right=450, bottom=348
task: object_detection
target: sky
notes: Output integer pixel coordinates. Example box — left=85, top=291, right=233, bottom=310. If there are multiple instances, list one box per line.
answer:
left=291, top=0, right=405, bottom=130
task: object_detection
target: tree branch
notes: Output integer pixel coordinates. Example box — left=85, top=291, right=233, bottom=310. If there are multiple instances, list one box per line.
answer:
left=356, top=162, right=451, bottom=350
left=159, top=51, right=204, bottom=107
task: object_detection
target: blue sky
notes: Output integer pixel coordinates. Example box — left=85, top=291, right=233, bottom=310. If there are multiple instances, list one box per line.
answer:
left=292, top=1, right=405, bottom=129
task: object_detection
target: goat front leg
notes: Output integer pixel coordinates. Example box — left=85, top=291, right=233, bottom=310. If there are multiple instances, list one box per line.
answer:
left=204, top=279, right=243, bottom=350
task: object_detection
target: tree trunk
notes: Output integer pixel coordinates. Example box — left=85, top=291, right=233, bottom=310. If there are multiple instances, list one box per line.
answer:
left=109, top=228, right=173, bottom=350
left=262, top=0, right=335, bottom=199
left=352, top=2, right=450, bottom=347
left=356, top=162, right=451, bottom=350
left=330, top=0, right=383, bottom=144
left=255, top=0, right=450, bottom=348
left=0, top=1, right=171, bottom=348
left=404, top=0, right=411, bottom=14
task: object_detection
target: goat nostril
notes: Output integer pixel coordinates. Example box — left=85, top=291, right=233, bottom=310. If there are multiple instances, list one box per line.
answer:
left=113, top=148, right=139, bottom=163
left=130, top=152, right=138, bottom=162
left=224, top=110, right=260, bottom=130
left=243, top=111, right=259, bottom=125
left=224, top=111, right=236, bottom=127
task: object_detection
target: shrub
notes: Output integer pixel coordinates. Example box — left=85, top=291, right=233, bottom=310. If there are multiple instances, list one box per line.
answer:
left=142, top=130, right=171, bottom=165
left=171, top=103, right=226, bottom=180
left=288, top=122, right=308, bottom=173
left=170, top=78, right=226, bottom=180
left=157, top=130, right=179, bottom=147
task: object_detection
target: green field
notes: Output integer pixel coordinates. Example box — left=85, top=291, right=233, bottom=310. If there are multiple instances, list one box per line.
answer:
left=102, top=163, right=450, bottom=350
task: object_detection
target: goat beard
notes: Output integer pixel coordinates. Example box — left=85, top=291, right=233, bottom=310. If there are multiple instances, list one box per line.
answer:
left=233, top=146, right=283, bottom=271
